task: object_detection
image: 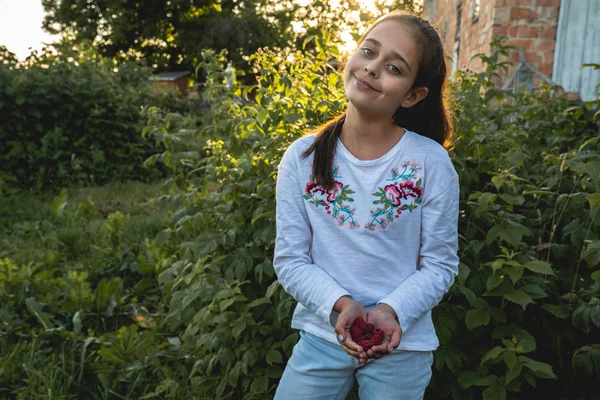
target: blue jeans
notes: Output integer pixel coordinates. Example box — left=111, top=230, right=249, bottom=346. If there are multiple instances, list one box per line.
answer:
left=275, top=331, right=434, bottom=400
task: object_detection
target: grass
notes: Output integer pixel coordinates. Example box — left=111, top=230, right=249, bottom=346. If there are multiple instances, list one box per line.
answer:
left=0, top=180, right=173, bottom=265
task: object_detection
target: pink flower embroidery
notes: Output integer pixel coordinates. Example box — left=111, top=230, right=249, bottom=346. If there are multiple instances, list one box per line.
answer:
left=384, top=184, right=402, bottom=206
left=365, top=163, right=424, bottom=231
left=400, top=180, right=423, bottom=199
left=306, top=181, right=324, bottom=195
left=303, top=167, right=359, bottom=230
left=326, top=181, right=343, bottom=202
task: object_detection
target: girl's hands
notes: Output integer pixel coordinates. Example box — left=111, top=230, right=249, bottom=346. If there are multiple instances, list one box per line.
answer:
left=334, top=296, right=368, bottom=364
left=365, top=303, right=402, bottom=359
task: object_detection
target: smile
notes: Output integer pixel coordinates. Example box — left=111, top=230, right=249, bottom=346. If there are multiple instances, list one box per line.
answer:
left=354, top=75, right=379, bottom=92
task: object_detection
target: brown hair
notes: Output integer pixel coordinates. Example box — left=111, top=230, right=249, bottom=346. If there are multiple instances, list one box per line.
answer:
left=302, top=11, right=453, bottom=190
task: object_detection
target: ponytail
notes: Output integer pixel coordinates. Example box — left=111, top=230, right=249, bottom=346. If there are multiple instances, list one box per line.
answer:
left=301, top=114, right=345, bottom=190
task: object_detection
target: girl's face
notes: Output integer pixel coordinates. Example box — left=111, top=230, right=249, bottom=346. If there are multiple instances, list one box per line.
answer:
left=343, top=20, right=428, bottom=119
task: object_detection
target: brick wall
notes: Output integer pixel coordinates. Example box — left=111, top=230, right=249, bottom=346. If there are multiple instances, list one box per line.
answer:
left=492, top=0, right=560, bottom=79
left=424, top=0, right=561, bottom=86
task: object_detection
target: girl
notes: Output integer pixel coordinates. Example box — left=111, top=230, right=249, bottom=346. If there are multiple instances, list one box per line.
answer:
left=273, top=10, right=459, bottom=400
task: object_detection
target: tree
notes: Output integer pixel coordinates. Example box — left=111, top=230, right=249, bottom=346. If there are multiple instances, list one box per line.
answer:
left=41, top=0, right=420, bottom=71
left=42, top=0, right=297, bottom=71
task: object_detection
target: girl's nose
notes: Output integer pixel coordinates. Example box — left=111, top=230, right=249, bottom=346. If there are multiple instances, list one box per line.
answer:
left=364, top=65, right=377, bottom=77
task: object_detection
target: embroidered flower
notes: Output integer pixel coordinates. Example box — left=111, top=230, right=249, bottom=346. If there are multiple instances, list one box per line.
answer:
left=326, top=181, right=344, bottom=202
left=365, top=163, right=424, bottom=231
left=303, top=167, right=360, bottom=230
left=306, top=181, right=324, bottom=195
left=399, top=180, right=423, bottom=199
left=384, top=184, right=402, bottom=206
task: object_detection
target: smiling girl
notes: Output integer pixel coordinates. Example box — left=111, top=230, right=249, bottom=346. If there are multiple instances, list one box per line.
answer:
left=273, top=10, right=459, bottom=400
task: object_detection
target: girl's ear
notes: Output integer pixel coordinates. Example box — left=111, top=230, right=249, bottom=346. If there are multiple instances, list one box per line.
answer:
left=401, top=87, right=429, bottom=108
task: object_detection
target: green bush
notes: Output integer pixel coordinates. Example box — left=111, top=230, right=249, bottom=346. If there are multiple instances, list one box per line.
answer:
left=1, top=37, right=599, bottom=399
left=0, top=44, right=196, bottom=191
left=145, top=39, right=600, bottom=399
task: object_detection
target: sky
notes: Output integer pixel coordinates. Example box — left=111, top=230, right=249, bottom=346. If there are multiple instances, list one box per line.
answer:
left=0, top=0, right=59, bottom=60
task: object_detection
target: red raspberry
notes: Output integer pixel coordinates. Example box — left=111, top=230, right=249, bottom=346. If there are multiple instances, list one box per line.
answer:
left=354, top=317, right=366, bottom=331
left=357, top=339, right=371, bottom=350
left=350, top=325, right=363, bottom=340
left=364, top=323, right=375, bottom=334
left=371, top=332, right=383, bottom=346
left=362, top=333, right=372, bottom=340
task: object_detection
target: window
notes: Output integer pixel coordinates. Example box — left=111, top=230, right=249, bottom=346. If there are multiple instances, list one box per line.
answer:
left=472, top=0, right=481, bottom=23
left=428, top=0, right=435, bottom=21
left=453, top=2, right=463, bottom=74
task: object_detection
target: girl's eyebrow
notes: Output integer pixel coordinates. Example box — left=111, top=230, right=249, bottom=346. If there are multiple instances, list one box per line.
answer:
left=364, top=38, right=412, bottom=73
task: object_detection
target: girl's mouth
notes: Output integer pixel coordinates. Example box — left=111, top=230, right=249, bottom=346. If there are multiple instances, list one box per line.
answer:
left=354, top=75, right=379, bottom=92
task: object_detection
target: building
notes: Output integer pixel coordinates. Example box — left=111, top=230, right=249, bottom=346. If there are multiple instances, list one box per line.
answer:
left=424, top=0, right=600, bottom=101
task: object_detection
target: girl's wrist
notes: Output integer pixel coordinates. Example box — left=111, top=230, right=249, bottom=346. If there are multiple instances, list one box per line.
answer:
left=333, top=295, right=355, bottom=313
left=376, top=303, right=398, bottom=321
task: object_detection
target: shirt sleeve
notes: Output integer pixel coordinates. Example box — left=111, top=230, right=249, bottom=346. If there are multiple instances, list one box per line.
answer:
left=377, top=161, right=459, bottom=334
left=273, top=141, right=351, bottom=325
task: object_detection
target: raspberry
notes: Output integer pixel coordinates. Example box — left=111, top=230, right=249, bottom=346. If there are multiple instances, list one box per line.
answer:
left=350, top=325, right=363, bottom=340
left=349, top=318, right=385, bottom=351
left=372, top=332, right=383, bottom=345
left=354, top=317, right=366, bottom=331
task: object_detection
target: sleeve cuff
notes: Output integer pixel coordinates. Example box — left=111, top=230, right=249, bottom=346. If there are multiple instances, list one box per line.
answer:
left=318, top=288, right=352, bottom=327
left=377, top=298, right=414, bottom=334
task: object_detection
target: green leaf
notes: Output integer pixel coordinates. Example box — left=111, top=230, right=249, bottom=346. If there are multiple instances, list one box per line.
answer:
left=502, top=289, right=534, bottom=309
left=505, top=362, right=523, bottom=385
left=587, top=193, right=600, bottom=209
left=458, top=370, right=483, bottom=389
left=478, top=192, right=497, bottom=211
left=521, top=284, right=547, bottom=299
left=524, top=260, right=555, bottom=275
left=220, top=298, right=236, bottom=312
left=504, top=350, right=518, bottom=370
left=465, top=309, right=490, bottom=330
left=474, top=375, right=498, bottom=387
left=266, top=349, right=282, bottom=365
left=504, top=265, right=524, bottom=284
left=541, top=304, right=570, bottom=319
left=266, top=280, right=280, bottom=299
left=572, top=345, right=600, bottom=380
left=243, top=348, right=258, bottom=366
left=250, top=376, right=269, bottom=393
left=25, top=297, right=55, bottom=329
left=488, top=307, right=507, bottom=322
left=481, top=346, right=505, bottom=365
left=486, top=274, right=504, bottom=291
left=591, top=270, right=600, bottom=282
left=518, top=356, right=557, bottom=379
left=482, top=384, right=507, bottom=400
left=584, top=241, right=600, bottom=267
left=73, top=311, right=82, bottom=334
left=458, top=262, right=470, bottom=285
left=435, top=346, right=466, bottom=373
left=459, top=286, right=488, bottom=309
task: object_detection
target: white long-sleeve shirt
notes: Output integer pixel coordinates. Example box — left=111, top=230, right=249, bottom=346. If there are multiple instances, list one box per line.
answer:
left=273, top=130, right=459, bottom=351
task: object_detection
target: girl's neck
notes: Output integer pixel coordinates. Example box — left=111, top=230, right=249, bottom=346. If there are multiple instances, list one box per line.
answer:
left=338, top=105, right=406, bottom=160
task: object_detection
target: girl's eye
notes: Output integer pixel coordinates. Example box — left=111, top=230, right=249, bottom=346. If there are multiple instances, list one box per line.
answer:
left=388, top=65, right=401, bottom=74
left=361, top=48, right=374, bottom=57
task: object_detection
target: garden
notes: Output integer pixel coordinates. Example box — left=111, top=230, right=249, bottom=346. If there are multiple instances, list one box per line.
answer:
left=1, top=2, right=599, bottom=399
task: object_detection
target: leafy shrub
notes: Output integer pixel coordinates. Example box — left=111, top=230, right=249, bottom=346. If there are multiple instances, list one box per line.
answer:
left=145, top=39, right=599, bottom=399
left=0, top=44, right=196, bottom=191
left=1, top=39, right=599, bottom=399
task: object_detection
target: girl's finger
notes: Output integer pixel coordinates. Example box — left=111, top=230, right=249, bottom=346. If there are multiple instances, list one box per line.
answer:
left=341, top=344, right=363, bottom=359
left=388, top=329, right=402, bottom=352
left=368, top=344, right=390, bottom=356
left=342, top=340, right=365, bottom=358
